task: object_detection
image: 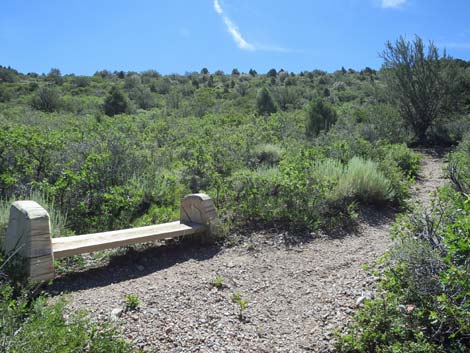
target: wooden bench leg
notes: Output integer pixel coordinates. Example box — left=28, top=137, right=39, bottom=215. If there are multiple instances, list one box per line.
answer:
left=3, top=201, right=55, bottom=282
left=180, top=193, right=218, bottom=244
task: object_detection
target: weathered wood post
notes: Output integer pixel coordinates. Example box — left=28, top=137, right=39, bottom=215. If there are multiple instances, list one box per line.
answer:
left=180, top=193, right=218, bottom=244
left=3, top=201, right=55, bottom=281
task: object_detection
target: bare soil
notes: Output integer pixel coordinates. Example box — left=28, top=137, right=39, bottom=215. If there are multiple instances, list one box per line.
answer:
left=48, top=150, right=446, bottom=353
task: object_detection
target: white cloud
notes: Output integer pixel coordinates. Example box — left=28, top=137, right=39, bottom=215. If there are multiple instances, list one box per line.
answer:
left=213, top=0, right=255, bottom=51
left=212, top=0, right=298, bottom=53
left=381, top=0, right=406, bottom=8
left=213, top=0, right=223, bottom=14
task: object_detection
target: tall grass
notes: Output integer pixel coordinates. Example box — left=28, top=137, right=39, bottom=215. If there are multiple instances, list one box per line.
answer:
left=311, top=158, right=344, bottom=184
left=0, top=190, right=69, bottom=238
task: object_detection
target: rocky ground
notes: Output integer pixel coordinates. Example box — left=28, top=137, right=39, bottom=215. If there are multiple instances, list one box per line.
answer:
left=48, top=151, right=446, bottom=353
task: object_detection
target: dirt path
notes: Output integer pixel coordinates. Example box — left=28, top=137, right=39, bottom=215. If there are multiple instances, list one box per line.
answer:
left=49, top=151, right=446, bottom=353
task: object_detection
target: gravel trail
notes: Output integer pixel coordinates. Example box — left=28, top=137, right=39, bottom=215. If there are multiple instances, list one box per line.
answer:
left=49, top=151, right=446, bottom=353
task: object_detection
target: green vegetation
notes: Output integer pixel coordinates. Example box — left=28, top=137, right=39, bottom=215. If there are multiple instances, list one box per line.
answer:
left=336, top=137, right=470, bottom=353
left=332, top=157, right=393, bottom=205
left=211, top=275, right=225, bottom=289
left=256, top=87, right=277, bottom=115
left=0, top=35, right=469, bottom=352
left=448, top=132, right=470, bottom=194
left=231, top=292, right=249, bottom=320
left=124, top=294, right=141, bottom=311
left=0, top=57, right=438, bottom=236
left=0, top=292, right=133, bottom=353
left=306, top=98, right=338, bottom=136
left=104, top=86, right=130, bottom=116
left=381, top=36, right=468, bottom=145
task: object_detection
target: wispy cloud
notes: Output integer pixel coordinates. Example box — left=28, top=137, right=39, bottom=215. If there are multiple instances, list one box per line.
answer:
left=213, top=0, right=255, bottom=51
left=213, top=0, right=223, bottom=14
left=381, top=0, right=406, bottom=8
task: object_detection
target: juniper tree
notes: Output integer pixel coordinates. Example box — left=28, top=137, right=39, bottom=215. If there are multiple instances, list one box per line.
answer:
left=256, top=87, right=277, bottom=115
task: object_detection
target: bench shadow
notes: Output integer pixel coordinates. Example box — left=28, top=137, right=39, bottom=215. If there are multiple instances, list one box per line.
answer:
left=46, top=241, right=221, bottom=295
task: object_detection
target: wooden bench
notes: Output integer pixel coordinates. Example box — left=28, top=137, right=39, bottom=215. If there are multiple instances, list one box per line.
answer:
left=2, top=193, right=217, bottom=282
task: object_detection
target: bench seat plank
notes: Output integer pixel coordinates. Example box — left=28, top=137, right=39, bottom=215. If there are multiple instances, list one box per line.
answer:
left=51, top=221, right=206, bottom=258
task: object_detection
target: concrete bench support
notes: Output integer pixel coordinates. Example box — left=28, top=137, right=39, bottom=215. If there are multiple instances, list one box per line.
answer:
left=180, top=193, right=218, bottom=244
left=3, top=201, right=55, bottom=282
left=2, top=194, right=217, bottom=282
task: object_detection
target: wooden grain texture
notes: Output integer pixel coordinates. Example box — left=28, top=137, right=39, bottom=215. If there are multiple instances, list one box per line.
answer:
left=52, top=221, right=206, bottom=258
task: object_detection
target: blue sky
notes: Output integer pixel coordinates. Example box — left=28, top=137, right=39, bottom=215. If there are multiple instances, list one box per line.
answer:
left=1, top=0, right=469, bottom=75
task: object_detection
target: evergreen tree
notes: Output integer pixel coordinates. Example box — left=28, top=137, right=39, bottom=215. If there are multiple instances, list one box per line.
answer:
left=305, top=98, right=337, bottom=136
left=267, top=68, right=277, bottom=78
left=103, top=86, right=129, bottom=116
left=256, top=87, right=277, bottom=115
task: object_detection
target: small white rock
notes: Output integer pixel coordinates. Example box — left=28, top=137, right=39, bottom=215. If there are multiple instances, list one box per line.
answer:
left=110, top=308, right=123, bottom=320
left=356, top=295, right=370, bottom=307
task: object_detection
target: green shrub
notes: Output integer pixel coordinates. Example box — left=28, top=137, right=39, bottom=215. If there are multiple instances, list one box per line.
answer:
left=380, top=143, right=421, bottom=178
left=448, top=133, right=470, bottom=194
left=124, top=294, right=141, bottom=311
left=1, top=288, right=134, bottom=353
left=31, top=86, right=62, bottom=112
left=332, top=157, right=394, bottom=205
left=230, top=154, right=329, bottom=228
left=311, top=158, right=344, bottom=185
left=251, top=143, right=283, bottom=167
left=358, top=104, right=412, bottom=144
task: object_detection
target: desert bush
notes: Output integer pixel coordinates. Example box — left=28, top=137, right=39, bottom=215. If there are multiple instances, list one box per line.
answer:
left=358, top=104, right=412, bottom=144
left=381, top=36, right=451, bottom=144
left=332, top=157, right=394, bottom=205
left=230, top=153, right=400, bottom=228
left=30, top=86, right=62, bottom=112
left=448, top=133, right=470, bottom=195
left=379, top=143, right=421, bottom=178
left=229, top=152, right=331, bottom=228
left=251, top=144, right=283, bottom=167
